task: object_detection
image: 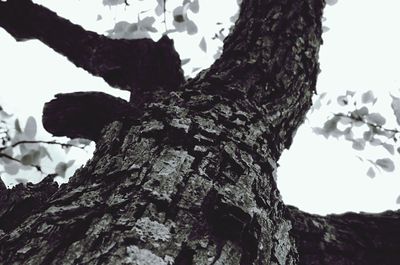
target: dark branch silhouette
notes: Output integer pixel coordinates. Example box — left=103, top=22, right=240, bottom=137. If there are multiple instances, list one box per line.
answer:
left=288, top=206, right=400, bottom=265
left=0, top=0, right=184, bottom=98
left=42, top=92, right=138, bottom=141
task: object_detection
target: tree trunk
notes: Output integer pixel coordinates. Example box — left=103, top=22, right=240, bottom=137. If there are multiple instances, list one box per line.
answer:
left=2, top=0, right=398, bottom=264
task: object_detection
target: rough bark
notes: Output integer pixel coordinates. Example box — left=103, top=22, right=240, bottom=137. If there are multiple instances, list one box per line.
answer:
left=288, top=206, right=400, bottom=265
left=4, top=0, right=395, bottom=264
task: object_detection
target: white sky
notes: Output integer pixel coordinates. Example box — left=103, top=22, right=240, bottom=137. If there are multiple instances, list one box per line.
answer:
left=1, top=0, right=400, bottom=215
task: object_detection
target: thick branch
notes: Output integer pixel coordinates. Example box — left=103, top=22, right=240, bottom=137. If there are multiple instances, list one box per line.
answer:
left=184, top=0, right=324, bottom=158
left=42, top=92, right=138, bottom=141
left=287, top=206, right=400, bottom=265
left=0, top=0, right=184, bottom=94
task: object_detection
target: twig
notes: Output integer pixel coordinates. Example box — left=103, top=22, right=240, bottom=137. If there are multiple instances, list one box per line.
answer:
left=0, top=140, right=86, bottom=152
left=0, top=153, right=44, bottom=173
left=334, top=113, right=400, bottom=136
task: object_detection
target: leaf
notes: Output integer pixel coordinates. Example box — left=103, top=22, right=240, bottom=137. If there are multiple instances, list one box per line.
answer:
left=67, top=160, right=75, bottom=167
left=326, top=0, right=338, bottom=5
left=323, top=116, right=340, bottom=135
left=155, top=0, right=164, bottom=16
left=77, top=138, right=92, bottom=145
left=363, top=130, right=373, bottom=141
left=55, top=160, right=75, bottom=178
left=39, top=146, right=52, bottom=161
left=376, top=158, right=395, bottom=172
left=21, top=153, right=33, bottom=165
left=15, top=119, right=22, bottom=133
left=346, top=90, right=355, bottom=97
left=126, top=23, right=139, bottom=33
left=312, top=92, right=327, bottom=111
left=344, top=128, right=354, bottom=140
left=199, top=37, right=207, bottom=52
left=21, top=150, right=40, bottom=165
left=339, top=116, right=352, bottom=125
left=181, top=58, right=191, bottom=65
left=382, top=143, right=395, bottom=155
left=370, top=138, right=382, bottom=146
left=365, top=113, right=386, bottom=126
left=351, top=107, right=369, bottom=121
left=390, top=95, right=400, bottom=126
left=189, top=0, right=199, bottom=13
left=173, top=6, right=187, bottom=22
left=186, top=20, right=198, bottom=35
left=357, top=106, right=369, bottom=116
left=313, top=116, right=342, bottom=138
left=337, top=95, right=348, bottom=106
left=0, top=148, right=13, bottom=164
left=4, top=162, right=19, bottom=175
left=191, top=67, right=201, bottom=73
left=55, top=162, right=68, bottom=178
left=322, top=26, right=330, bottom=33
left=102, top=0, right=125, bottom=6
left=366, top=167, right=375, bottom=178
left=352, top=139, right=365, bottom=151
left=361, top=90, right=376, bottom=104
left=319, top=92, right=328, bottom=99
left=139, top=17, right=157, bottom=32
left=24, top=116, right=37, bottom=139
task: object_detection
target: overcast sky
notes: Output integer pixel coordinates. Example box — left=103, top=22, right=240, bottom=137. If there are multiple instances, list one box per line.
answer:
left=1, top=0, right=400, bottom=215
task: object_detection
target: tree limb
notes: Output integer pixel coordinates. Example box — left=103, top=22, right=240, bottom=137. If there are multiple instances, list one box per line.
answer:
left=0, top=153, right=43, bottom=173
left=42, top=92, right=139, bottom=141
left=0, top=0, right=184, bottom=95
left=287, top=205, right=400, bottom=265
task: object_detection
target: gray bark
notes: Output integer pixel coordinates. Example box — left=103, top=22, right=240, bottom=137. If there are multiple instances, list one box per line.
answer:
left=7, top=0, right=399, bottom=264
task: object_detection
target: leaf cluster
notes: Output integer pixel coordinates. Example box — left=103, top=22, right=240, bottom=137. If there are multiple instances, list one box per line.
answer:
left=313, top=90, right=400, bottom=178
left=0, top=106, right=90, bottom=185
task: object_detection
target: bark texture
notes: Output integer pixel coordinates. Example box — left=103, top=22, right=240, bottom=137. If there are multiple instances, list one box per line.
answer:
left=288, top=206, right=400, bottom=265
left=4, top=0, right=390, bottom=264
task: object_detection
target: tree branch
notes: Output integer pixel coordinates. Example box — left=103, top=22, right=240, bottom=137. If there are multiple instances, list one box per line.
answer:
left=0, top=0, right=184, bottom=95
left=0, top=153, right=43, bottom=173
left=183, top=0, right=324, bottom=154
left=287, top=206, right=400, bottom=265
left=0, top=140, right=86, bottom=153
left=334, top=112, right=400, bottom=137
left=42, top=92, right=139, bottom=141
